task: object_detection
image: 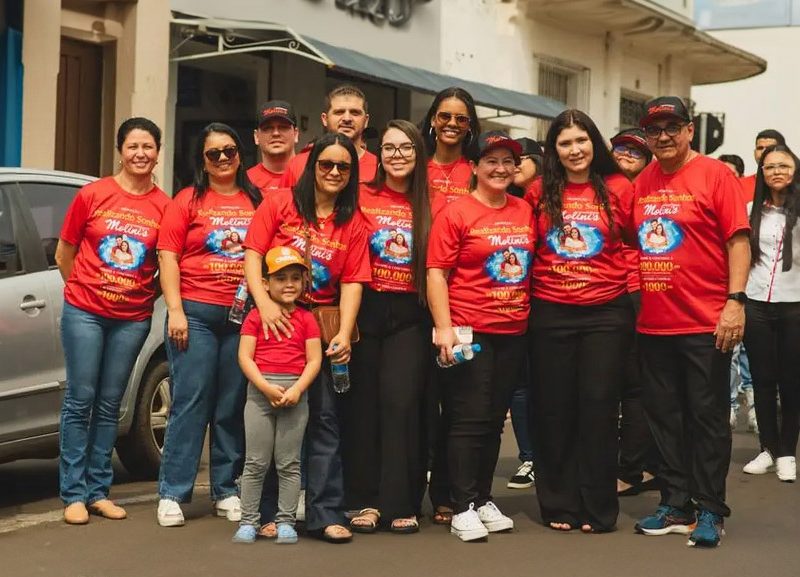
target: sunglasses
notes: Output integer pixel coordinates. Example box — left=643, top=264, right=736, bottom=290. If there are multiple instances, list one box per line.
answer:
left=644, top=124, right=686, bottom=139
left=435, top=111, right=471, bottom=128
left=317, top=160, right=352, bottom=175
left=204, top=146, right=239, bottom=162
left=612, top=145, right=645, bottom=159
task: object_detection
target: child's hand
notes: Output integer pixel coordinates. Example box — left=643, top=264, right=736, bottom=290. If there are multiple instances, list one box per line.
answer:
left=263, top=383, right=285, bottom=406
left=280, top=386, right=301, bottom=407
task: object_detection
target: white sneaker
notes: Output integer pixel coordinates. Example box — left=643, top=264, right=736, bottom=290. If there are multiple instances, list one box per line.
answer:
left=776, top=456, right=796, bottom=482
left=450, top=503, right=489, bottom=542
left=296, top=490, right=306, bottom=522
left=729, top=407, right=737, bottom=430
left=477, top=501, right=514, bottom=532
left=215, top=495, right=242, bottom=521
left=157, top=499, right=185, bottom=527
left=743, top=450, right=775, bottom=475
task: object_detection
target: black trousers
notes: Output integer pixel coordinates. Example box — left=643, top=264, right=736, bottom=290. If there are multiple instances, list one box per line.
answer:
left=639, top=333, right=732, bottom=517
left=341, top=289, right=430, bottom=520
left=618, top=291, right=659, bottom=484
left=743, top=300, right=800, bottom=458
left=529, top=294, right=634, bottom=530
left=440, top=332, right=526, bottom=514
left=426, top=364, right=451, bottom=510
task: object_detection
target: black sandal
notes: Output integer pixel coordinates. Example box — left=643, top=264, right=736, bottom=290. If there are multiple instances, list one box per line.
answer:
left=390, top=517, right=420, bottom=534
left=350, top=508, right=380, bottom=534
left=432, top=507, right=453, bottom=525
left=319, top=524, right=353, bottom=543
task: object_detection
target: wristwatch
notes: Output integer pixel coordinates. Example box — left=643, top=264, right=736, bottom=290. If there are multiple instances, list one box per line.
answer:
left=727, top=292, right=748, bottom=304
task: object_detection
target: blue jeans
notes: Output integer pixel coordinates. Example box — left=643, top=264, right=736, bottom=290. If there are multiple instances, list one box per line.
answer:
left=158, top=299, right=246, bottom=503
left=730, top=344, right=753, bottom=409
left=59, top=302, right=150, bottom=505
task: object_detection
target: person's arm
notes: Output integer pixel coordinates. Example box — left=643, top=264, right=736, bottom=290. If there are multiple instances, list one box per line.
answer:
left=279, top=337, right=323, bottom=407
left=54, top=240, right=78, bottom=282
left=427, top=267, right=459, bottom=365
left=237, top=335, right=286, bottom=406
left=244, top=248, right=292, bottom=340
left=158, top=250, right=189, bottom=351
left=715, top=231, right=751, bottom=352
left=327, top=282, right=362, bottom=364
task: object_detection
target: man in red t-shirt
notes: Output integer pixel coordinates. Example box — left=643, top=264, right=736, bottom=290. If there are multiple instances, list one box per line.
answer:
left=280, top=85, right=377, bottom=187
left=632, top=97, right=751, bottom=548
left=738, top=129, right=786, bottom=203
left=248, top=100, right=298, bottom=193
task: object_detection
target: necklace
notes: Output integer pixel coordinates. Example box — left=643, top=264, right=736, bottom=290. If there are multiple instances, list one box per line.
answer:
left=431, top=158, right=461, bottom=191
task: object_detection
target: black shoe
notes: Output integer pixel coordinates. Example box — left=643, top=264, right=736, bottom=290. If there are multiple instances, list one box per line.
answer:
left=507, top=461, right=535, bottom=489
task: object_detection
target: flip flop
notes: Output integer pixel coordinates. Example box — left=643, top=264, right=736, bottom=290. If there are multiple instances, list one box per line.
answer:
left=432, top=508, right=453, bottom=525
left=320, top=524, right=353, bottom=543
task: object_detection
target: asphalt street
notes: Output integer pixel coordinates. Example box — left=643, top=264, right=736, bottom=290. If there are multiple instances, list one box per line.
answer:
left=1, top=421, right=797, bottom=577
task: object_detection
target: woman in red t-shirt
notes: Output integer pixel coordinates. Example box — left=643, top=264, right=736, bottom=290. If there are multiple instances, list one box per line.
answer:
left=526, top=110, right=635, bottom=533
left=156, top=123, right=262, bottom=528
left=342, top=120, right=431, bottom=535
left=421, top=87, right=482, bottom=219
left=427, top=131, right=535, bottom=542
left=55, top=118, right=169, bottom=525
left=243, top=132, right=372, bottom=543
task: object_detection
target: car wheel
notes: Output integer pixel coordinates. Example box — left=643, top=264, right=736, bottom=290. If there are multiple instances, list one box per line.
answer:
left=116, top=360, right=170, bottom=480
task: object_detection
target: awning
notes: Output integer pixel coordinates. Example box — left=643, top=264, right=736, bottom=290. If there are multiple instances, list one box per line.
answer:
left=170, top=13, right=565, bottom=120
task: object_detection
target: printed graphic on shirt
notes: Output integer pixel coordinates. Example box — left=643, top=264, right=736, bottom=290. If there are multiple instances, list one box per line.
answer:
left=370, top=227, right=413, bottom=265
left=206, top=227, right=247, bottom=259
left=546, top=221, right=603, bottom=260
left=310, top=259, right=332, bottom=293
left=99, top=234, right=146, bottom=271
left=638, top=217, right=683, bottom=255
left=485, top=246, right=531, bottom=284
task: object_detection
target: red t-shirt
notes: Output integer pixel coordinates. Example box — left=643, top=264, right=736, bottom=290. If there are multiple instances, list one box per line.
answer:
left=60, top=177, right=169, bottom=321
left=240, top=306, right=320, bottom=375
left=633, top=155, right=751, bottom=334
left=624, top=246, right=641, bottom=293
left=427, top=194, right=535, bottom=335
left=359, top=184, right=416, bottom=293
left=280, top=148, right=378, bottom=188
left=243, top=188, right=372, bottom=305
left=247, top=164, right=284, bottom=194
left=157, top=187, right=257, bottom=306
left=738, top=174, right=756, bottom=204
left=428, top=157, right=473, bottom=219
left=525, top=174, right=633, bottom=305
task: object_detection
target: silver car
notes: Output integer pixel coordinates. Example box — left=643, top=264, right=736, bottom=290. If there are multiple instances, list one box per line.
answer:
left=0, top=167, right=170, bottom=478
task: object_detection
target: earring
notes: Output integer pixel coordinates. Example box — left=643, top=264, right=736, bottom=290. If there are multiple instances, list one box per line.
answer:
left=429, top=126, right=436, bottom=140
left=465, top=130, right=473, bottom=145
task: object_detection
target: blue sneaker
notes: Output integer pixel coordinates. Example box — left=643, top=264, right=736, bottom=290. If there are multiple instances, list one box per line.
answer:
left=688, top=510, right=724, bottom=547
left=276, top=523, right=298, bottom=544
left=232, top=525, right=257, bottom=544
left=635, top=505, right=696, bottom=536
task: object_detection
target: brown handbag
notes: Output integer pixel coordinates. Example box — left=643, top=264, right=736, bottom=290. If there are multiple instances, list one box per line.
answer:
left=301, top=223, right=360, bottom=345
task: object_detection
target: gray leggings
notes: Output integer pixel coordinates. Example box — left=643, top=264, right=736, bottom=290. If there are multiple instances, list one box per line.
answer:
left=240, top=374, right=308, bottom=527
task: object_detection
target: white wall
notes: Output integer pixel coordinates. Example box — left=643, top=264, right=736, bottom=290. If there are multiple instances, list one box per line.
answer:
left=692, top=27, right=800, bottom=173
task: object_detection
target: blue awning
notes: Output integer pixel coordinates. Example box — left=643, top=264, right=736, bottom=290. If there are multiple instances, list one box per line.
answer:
left=307, top=38, right=565, bottom=120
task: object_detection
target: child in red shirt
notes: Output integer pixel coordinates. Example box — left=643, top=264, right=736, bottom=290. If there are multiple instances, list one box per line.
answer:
left=234, top=247, right=322, bottom=544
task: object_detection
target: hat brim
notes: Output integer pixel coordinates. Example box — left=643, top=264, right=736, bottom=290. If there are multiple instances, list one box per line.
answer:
left=480, top=138, right=523, bottom=161
left=611, top=134, right=649, bottom=150
left=639, top=112, right=689, bottom=128
left=258, top=114, right=297, bottom=127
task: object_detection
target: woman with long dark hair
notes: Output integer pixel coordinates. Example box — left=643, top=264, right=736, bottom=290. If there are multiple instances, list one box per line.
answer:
left=427, top=131, right=535, bottom=542
left=56, top=117, right=169, bottom=524
left=526, top=109, right=635, bottom=533
left=421, top=87, right=482, bottom=218
left=243, top=132, right=372, bottom=543
left=342, top=120, right=432, bottom=534
left=156, top=123, right=262, bottom=527
left=742, top=144, right=800, bottom=483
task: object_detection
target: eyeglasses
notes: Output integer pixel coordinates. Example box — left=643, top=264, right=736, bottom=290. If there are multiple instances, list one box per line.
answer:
left=644, top=124, right=686, bottom=139
left=612, top=145, right=645, bottom=159
left=317, top=160, right=352, bottom=175
left=204, top=146, right=239, bottom=162
left=763, top=163, right=795, bottom=174
left=380, top=143, right=416, bottom=158
left=435, top=111, right=471, bottom=128
left=481, top=158, right=517, bottom=170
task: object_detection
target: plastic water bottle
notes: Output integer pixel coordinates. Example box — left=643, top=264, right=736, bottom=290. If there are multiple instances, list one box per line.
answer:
left=436, top=343, right=482, bottom=368
left=331, top=361, right=350, bottom=394
left=228, top=278, right=249, bottom=324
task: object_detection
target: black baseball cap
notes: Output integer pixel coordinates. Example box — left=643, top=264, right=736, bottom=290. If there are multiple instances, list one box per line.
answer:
left=515, top=137, right=544, bottom=158
left=256, top=100, right=297, bottom=127
left=639, top=96, right=691, bottom=127
left=473, top=130, right=522, bottom=163
left=611, top=128, right=648, bottom=150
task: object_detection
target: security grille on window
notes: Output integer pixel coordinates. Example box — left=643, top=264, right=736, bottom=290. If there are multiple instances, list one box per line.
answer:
left=536, top=59, right=587, bottom=141
left=620, top=96, right=646, bottom=130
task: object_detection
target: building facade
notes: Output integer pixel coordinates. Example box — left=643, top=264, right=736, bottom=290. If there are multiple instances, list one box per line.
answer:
left=3, top=0, right=765, bottom=189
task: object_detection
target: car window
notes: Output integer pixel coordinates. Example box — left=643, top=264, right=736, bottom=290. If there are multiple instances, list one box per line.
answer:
left=18, top=182, right=81, bottom=267
left=0, top=186, right=21, bottom=277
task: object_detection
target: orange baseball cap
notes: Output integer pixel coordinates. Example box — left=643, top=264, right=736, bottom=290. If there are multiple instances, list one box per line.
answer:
left=265, top=246, right=308, bottom=274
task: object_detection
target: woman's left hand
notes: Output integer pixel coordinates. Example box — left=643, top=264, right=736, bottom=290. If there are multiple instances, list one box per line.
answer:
left=326, top=332, right=352, bottom=364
